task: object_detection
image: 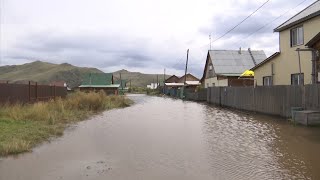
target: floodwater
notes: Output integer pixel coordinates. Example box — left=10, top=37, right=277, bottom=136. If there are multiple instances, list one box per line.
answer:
left=1, top=94, right=320, bottom=180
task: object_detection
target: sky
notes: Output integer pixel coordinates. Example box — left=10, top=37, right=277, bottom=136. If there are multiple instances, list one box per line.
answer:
left=0, top=0, right=316, bottom=77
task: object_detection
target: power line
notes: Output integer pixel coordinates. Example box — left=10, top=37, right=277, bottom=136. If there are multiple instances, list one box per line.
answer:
left=210, top=0, right=270, bottom=44
left=239, top=0, right=310, bottom=42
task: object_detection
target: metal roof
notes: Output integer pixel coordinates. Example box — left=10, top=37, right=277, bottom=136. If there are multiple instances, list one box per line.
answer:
left=185, top=81, right=201, bottom=85
left=251, top=52, right=280, bottom=71
left=165, top=83, right=184, bottom=86
left=274, top=0, right=320, bottom=32
left=306, top=32, right=320, bottom=47
left=79, top=84, right=120, bottom=88
left=81, top=73, right=113, bottom=86
left=209, top=50, right=267, bottom=75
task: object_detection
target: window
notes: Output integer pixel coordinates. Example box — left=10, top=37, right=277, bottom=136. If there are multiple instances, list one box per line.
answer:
left=291, top=26, right=303, bottom=47
left=263, top=76, right=272, bottom=86
left=212, top=83, right=215, bottom=87
left=209, top=64, right=213, bottom=71
left=291, top=73, right=304, bottom=85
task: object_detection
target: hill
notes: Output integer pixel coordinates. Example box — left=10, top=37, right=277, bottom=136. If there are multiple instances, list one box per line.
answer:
left=0, top=61, right=171, bottom=88
left=113, top=69, right=171, bottom=87
left=0, top=61, right=103, bottom=88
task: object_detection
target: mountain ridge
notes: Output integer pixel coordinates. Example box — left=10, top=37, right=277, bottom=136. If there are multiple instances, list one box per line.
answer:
left=0, top=61, right=171, bottom=88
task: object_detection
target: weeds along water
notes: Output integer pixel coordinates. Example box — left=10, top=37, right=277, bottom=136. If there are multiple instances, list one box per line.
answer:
left=0, top=91, right=133, bottom=156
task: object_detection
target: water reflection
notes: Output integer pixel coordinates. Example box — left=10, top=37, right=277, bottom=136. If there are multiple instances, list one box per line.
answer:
left=0, top=95, right=320, bottom=180
left=202, top=105, right=320, bottom=179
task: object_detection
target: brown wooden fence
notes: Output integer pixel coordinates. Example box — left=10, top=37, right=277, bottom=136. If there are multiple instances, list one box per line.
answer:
left=207, top=85, right=320, bottom=118
left=0, top=82, right=67, bottom=104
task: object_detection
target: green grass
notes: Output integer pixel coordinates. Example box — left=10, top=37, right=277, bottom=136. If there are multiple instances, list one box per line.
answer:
left=0, top=91, right=133, bottom=156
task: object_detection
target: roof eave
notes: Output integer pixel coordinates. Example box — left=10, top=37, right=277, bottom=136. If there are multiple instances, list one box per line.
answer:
left=306, top=32, right=320, bottom=47
left=251, top=52, right=280, bottom=71
left=274, top=11, right=320, bottom=32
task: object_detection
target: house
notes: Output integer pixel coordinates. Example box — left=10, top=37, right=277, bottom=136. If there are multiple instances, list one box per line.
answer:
left=0, top=80, right=9, bottom=84
left=147, top=83, right=159, bottom=89
left=50, top=81, right=67, bottom=87
left=79, top=73, right=120, bottom=95
left=50, top=80, right=72, bottom=91
left=165, top=75, right=180, bottom=83
left=252, top=1, right=320, bottom=86
left=177, top=74, right=201, bottom=91
left=202, top=49, right=267, bottom=88
left=164, top=74, right=200, bottom=95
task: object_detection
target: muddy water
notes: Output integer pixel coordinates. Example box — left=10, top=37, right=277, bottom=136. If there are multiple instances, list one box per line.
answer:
left=1, top=94, right=320, bottom=180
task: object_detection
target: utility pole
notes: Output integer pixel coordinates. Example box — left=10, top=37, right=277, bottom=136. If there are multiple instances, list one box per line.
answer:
left=209, top=35, right=212, bottom=50
left=182, top=49, right=189, bottom=99
left=163, top=68, right=166, bottom=94
left=163, top=68, right=166, bottom=83
left=156, top=75, right=159, bottom=89
left=120, top=73, right=123, bottom=90
left=184, top=49, right=189, bottom=85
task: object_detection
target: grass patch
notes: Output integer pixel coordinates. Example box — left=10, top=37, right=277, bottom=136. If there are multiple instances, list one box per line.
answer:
left=0, top=91, right=133, bottom=156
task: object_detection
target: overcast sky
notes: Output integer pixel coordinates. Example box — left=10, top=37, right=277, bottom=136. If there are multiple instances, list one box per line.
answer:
left=0, top=0, right=316, bottom=77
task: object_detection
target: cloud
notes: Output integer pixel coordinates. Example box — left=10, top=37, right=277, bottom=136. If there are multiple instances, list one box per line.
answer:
left=0, top=0, right=316, bottom=78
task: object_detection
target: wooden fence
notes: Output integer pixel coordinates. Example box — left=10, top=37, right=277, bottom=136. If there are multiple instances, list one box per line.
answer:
left=185, top=89, right=207, bottom=101
left=207, top=85, right=320, bottom=118
left=0, top=82, right=67, bottom=104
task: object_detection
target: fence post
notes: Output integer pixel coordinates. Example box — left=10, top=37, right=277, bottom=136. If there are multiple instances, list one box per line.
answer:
left=28, top=81, right=31, bottom=102
left=219, top=87, right=222, bottom=106
left=35, top=82, right=38, bottom=101
left=302, top=85, right=306, bottom=109
left=54, top=85, right=56, bottom=100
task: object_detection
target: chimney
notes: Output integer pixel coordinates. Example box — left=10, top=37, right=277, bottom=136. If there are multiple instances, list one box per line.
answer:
left=238, top=47, right=242, bottom=54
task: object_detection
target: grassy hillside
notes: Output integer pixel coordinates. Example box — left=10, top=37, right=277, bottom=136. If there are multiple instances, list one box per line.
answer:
left=113, top=69, right=171, bottom=87
left=0, top=61, right=171, bottom=88
left=0, top=61, right=103, bottom=88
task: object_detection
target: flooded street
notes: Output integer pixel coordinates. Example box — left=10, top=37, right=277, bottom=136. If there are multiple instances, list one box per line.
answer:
left=1, top=94, right=320, bottom=180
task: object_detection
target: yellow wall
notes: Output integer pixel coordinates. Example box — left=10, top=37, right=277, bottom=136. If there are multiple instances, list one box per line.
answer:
left=204, top=77, right=228, bottom=87
left=254, top=15, right=320, bottom=86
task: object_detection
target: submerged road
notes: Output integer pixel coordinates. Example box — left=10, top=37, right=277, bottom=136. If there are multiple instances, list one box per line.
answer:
left=1, top=94, right=320, bottom=180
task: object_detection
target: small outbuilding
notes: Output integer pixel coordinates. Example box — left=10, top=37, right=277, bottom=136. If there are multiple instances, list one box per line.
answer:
left=79, top=73, right=120, bottom=95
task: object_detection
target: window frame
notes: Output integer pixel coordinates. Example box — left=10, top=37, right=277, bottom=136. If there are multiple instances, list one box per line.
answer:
left=291, top=73, right=304, bottom=85
left=263, top=76, right=272, bottom=86
left=209, top=64, right=213, bottom=71
left=290, top=26, right=304, bottom=47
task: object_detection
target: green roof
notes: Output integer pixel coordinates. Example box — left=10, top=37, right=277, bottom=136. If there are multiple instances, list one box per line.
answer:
left=114, top=80, right=127, bottom=89
left=81, top=73, right=113, bottom=86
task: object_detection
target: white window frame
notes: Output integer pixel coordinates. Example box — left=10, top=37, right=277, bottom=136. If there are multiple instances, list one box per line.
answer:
left=263, top=76, right=272, bottom=86
left=291, top=73, right=304, bottom=85
left=291, top=26, right=304, bottom=47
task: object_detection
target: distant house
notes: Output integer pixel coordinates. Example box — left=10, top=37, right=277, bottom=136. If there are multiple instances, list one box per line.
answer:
left=252, top=1, right=320, bottom=86
left=202, top=49, right=266, bottom=87
left=50, top=81, right=67, bottom=87
left=165, top=75, right=180, bottom=83
left=50, top=80, right=72, bottom=91
left=164, top=73, right=201, bottom=95
left=147, top=83, right=159, bottom=89
left=0, top=80, right=9, bottom=84
left=79, top=73, right=120, bottom=95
